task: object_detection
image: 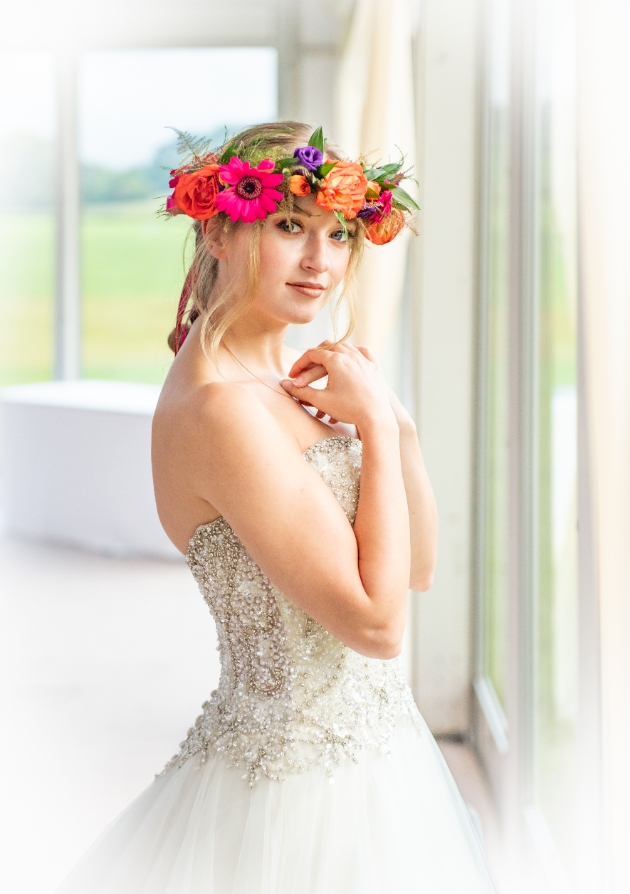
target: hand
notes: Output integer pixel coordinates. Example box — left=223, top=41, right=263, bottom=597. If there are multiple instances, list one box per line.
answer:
left=280, top=341, right=396, bottom=432
left=284, top=341, right=415, bottom=431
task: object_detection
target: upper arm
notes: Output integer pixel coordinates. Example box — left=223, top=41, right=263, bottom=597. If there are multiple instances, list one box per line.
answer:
left=187, top=384, right=374, bottom=651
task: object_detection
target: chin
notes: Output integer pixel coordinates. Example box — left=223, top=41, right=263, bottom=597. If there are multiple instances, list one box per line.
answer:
left=290, top=305, right=323, bottom=322
left=277, top=298, right=328, bottom=326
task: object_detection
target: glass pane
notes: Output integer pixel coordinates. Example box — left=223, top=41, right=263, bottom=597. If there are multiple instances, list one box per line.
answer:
left=482, top=0, right=511, bottom=708
left=0, top=52, right=55, bottom=386
left=80, top=48, right=278, bottom=382
left=534, top=0, right=579, bottom=873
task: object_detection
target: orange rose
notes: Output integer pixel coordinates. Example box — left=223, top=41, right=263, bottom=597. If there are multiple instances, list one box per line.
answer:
left=289, top=174, right=311, bottom=197
left=366, top=180, right=382, bottom=197
left=315, top=161, right=368, bottom=219
left=172, top=164, right=221, bottom=220
left=365, top=209, right=405, bottom=245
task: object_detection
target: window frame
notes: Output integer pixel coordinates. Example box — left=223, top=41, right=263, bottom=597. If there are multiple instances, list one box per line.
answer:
left=472, top=0, right=603, bottom=888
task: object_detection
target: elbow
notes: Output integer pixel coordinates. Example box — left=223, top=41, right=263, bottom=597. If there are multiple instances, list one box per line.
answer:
left=359, top=623, right=404, bottom=660
left=409, top=557, right=436, bottom=592
left=376, top=636, right=403, bottom=659
left=410, top=571, right=434, bottom=592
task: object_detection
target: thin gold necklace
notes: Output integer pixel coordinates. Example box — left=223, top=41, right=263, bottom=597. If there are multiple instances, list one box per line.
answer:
left=222, top=341, right=293, bottom=399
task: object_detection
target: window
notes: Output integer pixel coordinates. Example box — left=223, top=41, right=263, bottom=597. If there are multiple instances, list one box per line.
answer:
left=0, top=52, right=55, bottom=386
left=0, top=47, right=278, bottom=387
left=531, top=0, right=579, bottom=873
left=79, top=47, right=278, bottom=382
left=475, top=0, right=586, bottom=885
left=477, top=0, right=511, bottom=718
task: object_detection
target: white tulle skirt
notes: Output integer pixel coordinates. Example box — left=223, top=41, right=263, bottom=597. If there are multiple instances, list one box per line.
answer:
left=56, top=717, right=497, bottom=893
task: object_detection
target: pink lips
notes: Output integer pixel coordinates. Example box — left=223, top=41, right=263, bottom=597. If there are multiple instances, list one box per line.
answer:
left=287, top=281, right=326, bottom=297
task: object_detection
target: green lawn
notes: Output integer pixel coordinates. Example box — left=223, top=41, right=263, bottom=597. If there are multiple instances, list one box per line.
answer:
left=0, top=202, right=192, bottom=387
left=0, top=211, right=55, bottom=385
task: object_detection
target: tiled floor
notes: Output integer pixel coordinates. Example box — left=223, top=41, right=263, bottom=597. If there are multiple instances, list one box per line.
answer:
left=1, top=532, right=505, bottom=893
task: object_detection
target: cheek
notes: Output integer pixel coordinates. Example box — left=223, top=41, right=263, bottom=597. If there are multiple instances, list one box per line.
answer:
left=251, top=238, right=295, bottom=306
left=330, top=247, right=352, bottom=285
left=257, top=235, right=297, bottom=286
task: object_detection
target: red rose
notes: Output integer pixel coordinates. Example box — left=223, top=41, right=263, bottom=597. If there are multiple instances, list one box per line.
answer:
left=172, top=164, right=221, bottom=220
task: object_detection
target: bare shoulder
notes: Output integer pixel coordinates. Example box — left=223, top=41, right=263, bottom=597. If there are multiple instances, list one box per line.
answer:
left=188, top=380, right=264, bottom=430
left=186, top=381, right=297, bottom=454
left=154, top=380, right=303, bottom=483
left=152, top=378, right=308, bottom=534
left=157, top=379, right=270, bottom=434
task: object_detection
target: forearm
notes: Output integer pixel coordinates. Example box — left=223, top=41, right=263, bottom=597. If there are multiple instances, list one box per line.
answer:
left=398, top=420, right=438, bottom=590
left=352, top=417, right=410, bottom=648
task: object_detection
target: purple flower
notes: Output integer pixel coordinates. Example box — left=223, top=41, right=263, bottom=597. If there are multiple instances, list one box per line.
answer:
left=293, top=145, right=324, bottom=171
left=358, top=190, right=393, bottom=224
left=358, top=203, right=379, bottom=219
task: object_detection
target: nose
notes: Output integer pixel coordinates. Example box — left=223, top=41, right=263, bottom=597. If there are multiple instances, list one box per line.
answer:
left=301, top=231, right=330, bottom=275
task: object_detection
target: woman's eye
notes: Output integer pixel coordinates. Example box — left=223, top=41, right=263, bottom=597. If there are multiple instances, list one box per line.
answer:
left=278, top=219, right=302, bottom=234
left=330, top=228, right=349, bottom=242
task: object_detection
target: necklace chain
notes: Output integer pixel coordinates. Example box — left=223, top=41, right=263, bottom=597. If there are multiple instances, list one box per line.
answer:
left=222, top=341, right=293, bottom=399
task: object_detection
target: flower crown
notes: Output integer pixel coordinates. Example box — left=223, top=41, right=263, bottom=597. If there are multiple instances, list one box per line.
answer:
left=162, top=127, right=418, bottom=245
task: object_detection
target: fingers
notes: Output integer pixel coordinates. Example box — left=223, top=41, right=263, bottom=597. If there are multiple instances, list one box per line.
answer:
left=280, top=379, right=327, bottom=404
left=354, top=344, right=378, bottom=363
left=292, top=391, right=338, bottom=424
left=288, top=348, right=340, bottom=380
left=288, top=342, right=367, bottom=379
left=279, top=380, right=338, bottom=421
left=291, top=363, right=327, bottom=387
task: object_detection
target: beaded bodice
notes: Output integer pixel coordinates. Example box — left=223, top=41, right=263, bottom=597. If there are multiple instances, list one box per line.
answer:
left=161, top=436, right=421, bottom=786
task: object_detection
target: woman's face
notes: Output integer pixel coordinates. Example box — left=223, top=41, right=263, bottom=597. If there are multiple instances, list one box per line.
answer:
left=220, top=193, right=357, bottom=328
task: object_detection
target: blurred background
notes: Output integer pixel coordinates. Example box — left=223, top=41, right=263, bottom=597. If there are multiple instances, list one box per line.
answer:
left=1, top=1, right=628, bottom=893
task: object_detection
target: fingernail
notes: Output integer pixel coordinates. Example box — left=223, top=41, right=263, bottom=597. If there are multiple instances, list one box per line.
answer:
left=280, top=379, right=292, bottom=390
left=293, top=377, right=304, bottom=387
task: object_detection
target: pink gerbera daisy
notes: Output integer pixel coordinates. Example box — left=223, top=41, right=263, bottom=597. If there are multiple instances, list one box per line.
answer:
left=215, top=157, right=284, bottom=223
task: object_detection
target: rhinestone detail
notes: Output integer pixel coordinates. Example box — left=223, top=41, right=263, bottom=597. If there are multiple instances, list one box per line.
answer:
left=160, top=436, right=422, bottom=786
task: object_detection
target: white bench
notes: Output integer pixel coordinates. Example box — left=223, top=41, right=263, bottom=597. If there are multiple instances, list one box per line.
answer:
left=1, top=380, right=180, bottom=559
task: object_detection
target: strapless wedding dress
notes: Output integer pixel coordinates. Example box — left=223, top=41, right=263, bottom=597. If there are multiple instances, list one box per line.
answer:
left=56, top=436, right=497, bottom=893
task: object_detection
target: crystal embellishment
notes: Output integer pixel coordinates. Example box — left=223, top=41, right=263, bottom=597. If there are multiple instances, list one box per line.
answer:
left=160, top=436, right=422, bottom=786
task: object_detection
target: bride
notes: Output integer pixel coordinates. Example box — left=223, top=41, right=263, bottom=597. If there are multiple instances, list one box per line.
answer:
left=56, top=122, right=497, bottom=893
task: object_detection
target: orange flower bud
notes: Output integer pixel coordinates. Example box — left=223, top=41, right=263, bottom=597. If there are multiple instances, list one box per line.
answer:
left=365, top=209, right=405, bottom=245
left=289, top=174, right=311, bottom=197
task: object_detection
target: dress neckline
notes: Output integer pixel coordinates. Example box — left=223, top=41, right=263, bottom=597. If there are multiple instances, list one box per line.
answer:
left=301, top=433, right=360, bottom=459
left=186, top=434, right=361, bottom=556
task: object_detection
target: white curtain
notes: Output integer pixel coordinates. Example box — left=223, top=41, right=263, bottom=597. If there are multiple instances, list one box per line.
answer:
left=334, top=0, right=417, bottom=352
left=577, top=2, right=630, bottom=891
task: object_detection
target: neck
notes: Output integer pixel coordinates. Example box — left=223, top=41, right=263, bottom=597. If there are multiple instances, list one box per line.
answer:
left=222, top=313, right=290, bottom=377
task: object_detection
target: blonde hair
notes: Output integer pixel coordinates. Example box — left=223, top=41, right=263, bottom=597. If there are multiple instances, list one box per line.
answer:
left=167, top=121, right=364, bottom=359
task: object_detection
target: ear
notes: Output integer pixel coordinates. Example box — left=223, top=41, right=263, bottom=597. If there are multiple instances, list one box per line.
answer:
left=201, top=218, right=229, bottom=260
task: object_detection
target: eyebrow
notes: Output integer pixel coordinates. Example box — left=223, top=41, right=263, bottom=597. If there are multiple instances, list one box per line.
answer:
left=281, top=204, right=358, bottom=233
left=291, top=202, right=317, bottom=217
